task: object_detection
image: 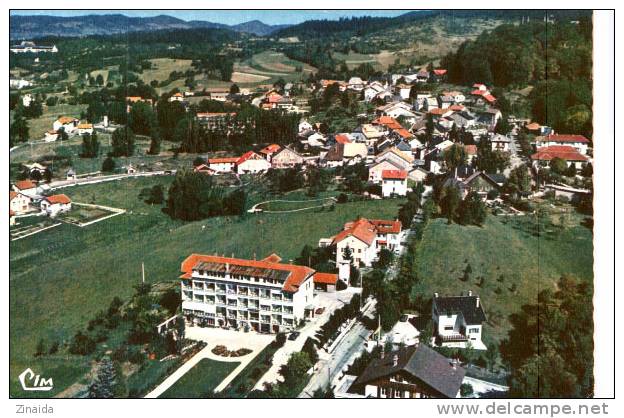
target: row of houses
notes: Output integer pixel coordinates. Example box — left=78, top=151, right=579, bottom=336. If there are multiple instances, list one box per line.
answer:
left=10, top=179, right=72, bottom=222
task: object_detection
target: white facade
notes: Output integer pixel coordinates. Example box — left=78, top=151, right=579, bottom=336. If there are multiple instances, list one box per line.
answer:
left=9, top=193, right=31, bottom=214
left=432, top=294, right=487, bottom=350
left=336, top=235, right=378, bottom=267
left=10, top=79, right=32, bottom=89
left=180, top=255, right=315, bottom=333
left=41, top=200, right=71, bottom=217
left=237, top=153, right=271, bottom=174
left=382, top=177, right=408, bottom=197
left=208, top=160, right=237, bottom=173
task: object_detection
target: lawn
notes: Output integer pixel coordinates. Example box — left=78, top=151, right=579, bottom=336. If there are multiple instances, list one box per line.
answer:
left=159, top=359, right=239, bottom=398
left=9, top=176, right=404, bottom=397
left=411, top=213, right=594, bottom=345
left=10, top=103, right=88, bottom=141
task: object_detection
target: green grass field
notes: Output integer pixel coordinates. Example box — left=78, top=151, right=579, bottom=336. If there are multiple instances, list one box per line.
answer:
left=10, top=103, right=87, bottom=141
left=160, top=359, right=239, bottom=398
left=9, top=176, right=404, bottom=397
left=411, top=213, right=594, bottom=345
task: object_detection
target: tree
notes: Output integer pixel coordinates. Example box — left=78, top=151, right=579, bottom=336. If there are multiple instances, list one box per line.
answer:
left=457, top=192, right=487, bottom=226
left=80, top=132, right=100, bottom=158
left=279, top=352, right=312, bottom=383
left=443, top=144, right=467, bottom=172
left=494, top=117, right=511, bottom=135
left=505, top=165, right=532, bottom=195
left=111, top=127, right=135, bottom=157
left=502, top=276, right=593, bottom=398
left=69, top=331, right=96, bottom=355
left=128, top=102, right=156, bottom=136
left=440, top=186, right=461, bottom=224
left=88, top=357, right=117, bottom=398
left=549, top=157, right=568, bottom=175
left=145, top=185, right=164, bottom=205
left=102, top=156, right=116, bottom=173
left=10, top=113, right=29, bottom=143
left=229, top=83, right=240, bottom=94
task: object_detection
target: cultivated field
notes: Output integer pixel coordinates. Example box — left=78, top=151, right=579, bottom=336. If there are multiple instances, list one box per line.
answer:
left=9, top=176, right=404, bottom=396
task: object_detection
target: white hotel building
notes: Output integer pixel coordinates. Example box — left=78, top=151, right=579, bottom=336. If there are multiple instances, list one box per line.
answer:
left=180, top=253, right=317, bottom=333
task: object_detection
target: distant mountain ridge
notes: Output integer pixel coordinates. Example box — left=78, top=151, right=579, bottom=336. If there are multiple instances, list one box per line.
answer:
left=9, top=13, right=290, bottom=39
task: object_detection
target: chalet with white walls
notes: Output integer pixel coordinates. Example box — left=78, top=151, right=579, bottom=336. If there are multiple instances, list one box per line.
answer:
left=432, top=291, right=487, bottom=350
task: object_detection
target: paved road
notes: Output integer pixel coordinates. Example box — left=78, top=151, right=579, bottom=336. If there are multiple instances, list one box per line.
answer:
left=298, top=301, right=376, bottom=398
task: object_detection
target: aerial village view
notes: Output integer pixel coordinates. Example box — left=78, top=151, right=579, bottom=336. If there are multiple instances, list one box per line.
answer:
left=7, top=8, right=612, bottom=408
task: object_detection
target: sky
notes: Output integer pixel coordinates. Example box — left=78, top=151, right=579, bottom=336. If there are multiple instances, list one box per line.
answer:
left=9, top=10, right=413, bottom=26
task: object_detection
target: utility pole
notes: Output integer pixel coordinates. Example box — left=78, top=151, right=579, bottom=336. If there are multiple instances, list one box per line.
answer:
left=142, top=262, right=145, bottom=283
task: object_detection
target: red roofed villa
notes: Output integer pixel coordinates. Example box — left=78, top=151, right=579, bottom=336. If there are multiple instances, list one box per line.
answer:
left=531, top=145, right=589, bottom=170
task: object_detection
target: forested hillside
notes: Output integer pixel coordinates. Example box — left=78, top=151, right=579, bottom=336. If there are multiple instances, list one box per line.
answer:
left=441, top=19, right=593, bottom=137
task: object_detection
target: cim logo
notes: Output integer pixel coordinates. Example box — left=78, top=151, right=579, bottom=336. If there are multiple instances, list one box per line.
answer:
left=19, top=368, right=54, bottom=391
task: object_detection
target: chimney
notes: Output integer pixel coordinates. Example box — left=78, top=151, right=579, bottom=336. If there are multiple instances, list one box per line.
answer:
left=392, top=354, right=399, bottom=367
left=468, top=290, right=472, bottom=297
left=476, top=297, right=480, bottom=308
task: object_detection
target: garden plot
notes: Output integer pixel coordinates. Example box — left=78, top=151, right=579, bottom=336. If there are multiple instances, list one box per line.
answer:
left=59, top=203, right=125, bottom=227
left=10, top=218, right=61, bottom=241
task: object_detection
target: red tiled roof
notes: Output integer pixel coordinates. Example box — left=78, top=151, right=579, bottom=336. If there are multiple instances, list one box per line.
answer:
left=180, top=254, right=315, bottom=293
left=430, top=108, right=450, bottom=116
left=45, top=194, right=71, bottom=204
left=542, top=134, right=590, bottom=144
left=260, top=144, right=281, bottom=155
left=14, top=180, right=36, bottom=190
left=526, top=122, right=541, bottom=130
left=335, top=134, right=352, bottom=144
left=369, top=219, right=402, bottom=234
left=261, top=253, right=283, bottom=263
left=395, top=128, right=413, bottom=139
left=373, top=116, right=403, bottom=131
left=313, top=273, right=338, bottom=285
left=483, top=94, right=497, bottom=103
left=531, top=146, right=588, bottom=162
left=382, top=169, right=408, bottom=180
left=333, top=218, right=378, bottom=246
left=236, top=151, right=262, bottom=165
left=449, top=104, right=465, bottom=111
left=433, top=69, right=447, bottom=75
left=268, top=94, right=283, bottom=103
left=470, top=89, right=485, bottom=96
left=208, top=157, right=238, bottom=164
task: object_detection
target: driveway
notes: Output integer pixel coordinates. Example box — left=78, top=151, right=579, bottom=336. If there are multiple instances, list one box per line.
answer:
left=253, top=289, right=358, bottom=390
left=145, top=327, right=273, bottom=398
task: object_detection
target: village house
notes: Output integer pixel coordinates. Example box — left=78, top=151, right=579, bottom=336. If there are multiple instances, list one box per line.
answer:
left=53, top=116, right=79, bottom=135
left=44, top=130, right=59, bottom=142
left=375, top=147, right=415, bottom=171
left=350, top=344, right=466, bottom=398
left=77, top=123, right=94, bottom=136
left=236, top=151, right=271, bottom=174
left=313, top=272, right=340, bottom=293
left=208, top=157, right=238, bottom=173
left=490, top=133, right=511, bottom=152
left=41, top=194, right=72, bottom=217
left=381, top=170, right=408, bottom=197
left=408, top=167, right=430, bottom=184
left=12, top=179, right=39, bottom=197
left=443, top=171, right=502, bottom=199
left=10, top=78, right=32, bottom=89
left=347, top=76, right=366, bottom=91
left=534, top=134, right=590, bottom=155
left=259, top=144, right=282, bottom=162
left=271, top=146, right=304, bottom=169
left=179, top=253, right=317, bottom=333
left=531, top=145, right=589, bottom=170
left=432, top=291, right=487, bottom=350
left=9, top=191, right=31, bottom=215
left=320, top=218, right=403, bottom=269
left=168, top=92, right=185, bottom=102
left=193, top=164, right=216, bottom=176
left=478, top=108, right=502, bottom=129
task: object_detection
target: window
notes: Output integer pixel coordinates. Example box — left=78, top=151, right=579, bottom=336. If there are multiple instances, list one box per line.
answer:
left=380, top=387, right=386, bottom=396
left=394, top=389, right=401, bottom=398
left=469, top=328, right=479, bottom=334
left=444, top=326, right=453, bottom=331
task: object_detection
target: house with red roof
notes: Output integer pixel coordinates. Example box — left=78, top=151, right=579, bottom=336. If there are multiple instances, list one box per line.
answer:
left=208, top=157, right=239, bottom=173
left=259, top=144, right=282, bottom=162
left=12, top=179, right=39, bottom=197
left=41, top=194, right=72, bottom=217
left=271, top=146, right=304, bottom=169
left=535, top=134, right=590, bottom=155
left=320, top=218, right=403, bottom=269
left=531, top=145, right=589, bottom=170
left=179, top=253, right=318, bottom=333
left=236, top=151, right=271, bottom=174
left=381, top=170, right=408, bottom=197
left=9, top=191, right=31, bottom=215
